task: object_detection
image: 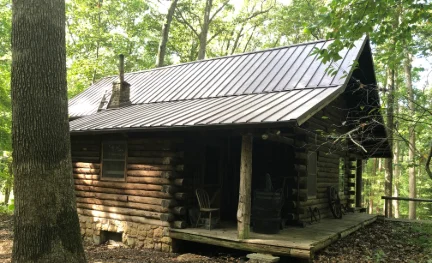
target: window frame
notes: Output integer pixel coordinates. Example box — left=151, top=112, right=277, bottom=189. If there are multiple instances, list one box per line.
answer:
left=307, top=151, right=318, bottom=199
left=100, top=140, right=128, bottom=182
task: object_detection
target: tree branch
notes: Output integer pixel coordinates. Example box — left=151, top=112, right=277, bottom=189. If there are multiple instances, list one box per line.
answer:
left=174, top=10, right=200, bottom=38
left=209, top=1, right=229, bottom=22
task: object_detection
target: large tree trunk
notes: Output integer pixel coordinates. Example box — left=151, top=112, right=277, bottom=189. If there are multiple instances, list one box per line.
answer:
left=384, top=68, right=394, bottom=218
left=197, top=0, right=212, bottom=60
left=11, top=1, right=86, bottom=262
left=156, top=0, right=178, bottom=67
left=404, top=52, right=416, bottom=220
left=393, top=70, right=400, bottom=218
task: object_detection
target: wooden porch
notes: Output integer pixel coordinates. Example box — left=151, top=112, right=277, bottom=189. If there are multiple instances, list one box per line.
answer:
left=170, top=213, right=377, bottom=260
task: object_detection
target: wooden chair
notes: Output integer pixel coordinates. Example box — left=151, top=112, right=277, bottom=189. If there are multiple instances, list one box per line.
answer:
left=195, top=188, right=220, bottom=230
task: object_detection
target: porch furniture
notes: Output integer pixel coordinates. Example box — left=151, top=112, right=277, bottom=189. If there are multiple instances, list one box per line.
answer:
left=327, top=186, right=342, bottom=219
left=195, top=188, right=220, bottom=230
left=251, top=174, right=284, bottom=234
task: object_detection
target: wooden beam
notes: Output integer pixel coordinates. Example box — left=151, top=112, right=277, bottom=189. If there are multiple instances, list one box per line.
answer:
left=237, top=134, right=253, bottom=239
left=261, top=133, right=294, bottom=145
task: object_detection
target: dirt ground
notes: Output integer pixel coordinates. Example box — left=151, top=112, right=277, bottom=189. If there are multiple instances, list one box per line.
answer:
left=0, top=214, right=431, bottom=262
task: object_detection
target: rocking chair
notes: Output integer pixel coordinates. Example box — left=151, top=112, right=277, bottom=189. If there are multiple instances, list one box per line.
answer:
left=195, top=188, right=220, bottom=230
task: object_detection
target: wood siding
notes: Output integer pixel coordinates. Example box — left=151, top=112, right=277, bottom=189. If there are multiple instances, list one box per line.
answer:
left=71, top=135, right=186, bottom=229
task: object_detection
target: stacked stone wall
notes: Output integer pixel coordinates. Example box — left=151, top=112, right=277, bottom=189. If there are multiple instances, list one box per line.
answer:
left=79, top=215, right=173, bottom=252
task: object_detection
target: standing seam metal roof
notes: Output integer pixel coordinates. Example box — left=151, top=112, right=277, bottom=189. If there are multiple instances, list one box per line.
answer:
left=69, top=37, right=367, bottom=132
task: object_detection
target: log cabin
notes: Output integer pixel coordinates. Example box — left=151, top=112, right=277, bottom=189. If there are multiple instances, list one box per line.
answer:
left=68, top=36, right=391, bottom=260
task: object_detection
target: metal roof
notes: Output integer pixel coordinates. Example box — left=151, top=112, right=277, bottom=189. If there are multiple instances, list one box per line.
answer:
left=69, top=37, right=367, bottom=132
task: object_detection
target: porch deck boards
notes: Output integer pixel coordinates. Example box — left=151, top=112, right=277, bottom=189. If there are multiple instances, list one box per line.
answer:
left=170, top=213, right=377, bottom=259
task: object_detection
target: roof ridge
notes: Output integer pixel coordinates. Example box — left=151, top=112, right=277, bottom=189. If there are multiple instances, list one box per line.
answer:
left=100, top=38, right=332, bottom=79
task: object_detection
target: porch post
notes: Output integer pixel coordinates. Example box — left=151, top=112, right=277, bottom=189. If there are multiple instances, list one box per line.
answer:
left=355, top=159, right=363, bottom=207
left=237, top=134, right=253, bottom=239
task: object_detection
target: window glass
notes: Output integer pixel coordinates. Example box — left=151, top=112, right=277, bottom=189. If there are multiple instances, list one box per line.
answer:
left=102, top=141, right=126, bottom=180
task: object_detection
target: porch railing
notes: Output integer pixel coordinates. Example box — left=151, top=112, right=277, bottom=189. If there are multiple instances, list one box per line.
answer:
left=381, top=196, right=432, bottom=218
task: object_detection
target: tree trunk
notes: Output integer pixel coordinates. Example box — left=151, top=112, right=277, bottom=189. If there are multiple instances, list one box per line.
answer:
left=393, top=70, right=399, bottom=218
left=197, top=0, right=212, bottom=60
left=404, top=52, right=416, bottom=220
left=11, top=1, right=86, bottom=262
left=237, top=134, right=252, bottom=239
left=156, top=0, right=178, bottom=67
left=384, top=68, right=394, bottom=218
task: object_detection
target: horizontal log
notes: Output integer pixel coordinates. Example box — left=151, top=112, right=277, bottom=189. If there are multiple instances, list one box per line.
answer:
left=74, top=179, right=162, bottom=191
left=171, top=206, right=186, bottom=216
left=128, top=138, right=183, bottom=144
left=75, top=191, right=127, bottom=202
left=318, top=152, right=339, bottom=159
left=346, top=182, right=355, bottom=188
left=72, top=151, right=99, bottom=157
left=128, top=150, right=183, bottom=158
left=72, top=156, right=99, bottom=162
left=73, top=168, right=100, bottom=174
left=298, top=203, right=330, bottom=214
left=74, top=174, right=99, bottom=180
left=347, top=173, right=356, bottom=179
left=318, top=171, right=337, bottom=177
left=317, top=162, right=338, bottom=169
left=71, top=144, right=100, bottom=151
left=74, top=185, right=173, bottom=199
left=127, top=164, right=184, bottom=172
left=76, top=203, right=174, bottom=222
left=261, top=133, right=294, bottom=145
left=318, top=167, right=338, bottom=173
left=76, top=197, right=174, bottom=213
left=73, top=162, right=101, bottom=169
left=170, top=221, right=186, bottom=229
left=300, top=198, right=328, bottom=206
left=128, top=157, right=176, bottom=165
left=127, top=196, right=176, bottom=207
left=174, top=193, right=188, bottom=201
left=295, top=165, right=306, bottom=172
left=162, top=185, right=178, bottom=194
left=126, top=170, right=178, bottom=178
left=126, top=177, right=171, bottom=185
left=77, top=208, right=170, bottom=227
left=161, top=199, right=178, bottom=208
left=317, top=157, right=339, bottom=164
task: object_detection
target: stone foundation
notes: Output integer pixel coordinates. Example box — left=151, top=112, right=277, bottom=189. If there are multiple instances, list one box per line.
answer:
left=79, top=215, right=173, bottom=252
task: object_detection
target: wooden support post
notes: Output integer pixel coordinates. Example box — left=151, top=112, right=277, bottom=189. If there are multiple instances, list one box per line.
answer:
left=237, top=134, right=253, bottom=239
left=355, top=159, right=363, bottom=207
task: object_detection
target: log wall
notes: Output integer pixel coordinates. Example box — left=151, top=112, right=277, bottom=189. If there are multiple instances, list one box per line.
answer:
left=71, top=135, right=186, bottom=251
left=291, top=96, right=362, bottom=223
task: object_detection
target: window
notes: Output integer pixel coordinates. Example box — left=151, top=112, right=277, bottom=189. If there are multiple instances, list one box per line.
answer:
left=307, top=151, right=317, bottom=198
left=339, top=157, right=345, bottom=194
left=101, top=141, right=127, bottom=180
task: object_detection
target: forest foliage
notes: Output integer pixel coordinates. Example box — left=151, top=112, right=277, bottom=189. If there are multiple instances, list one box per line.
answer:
left=0, top=0, right=431, bottom=218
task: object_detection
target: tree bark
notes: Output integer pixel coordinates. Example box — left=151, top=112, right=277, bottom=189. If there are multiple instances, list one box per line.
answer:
left=404, top=52, right=416, bottom=219
left=237, top=134, right=252, bottom=239
left=156, top=0, right=178, bottom=67
left=393, top=70, right=400, bottom=218
left=197, top=0, right=212, bottom=60
left=11, top=1, right=86, bottom=262
left=384, top=68, right=394, bottom=218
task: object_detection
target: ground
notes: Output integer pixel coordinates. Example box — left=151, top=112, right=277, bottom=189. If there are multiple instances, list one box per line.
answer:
left=0, top=214, right=431, bottom=263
